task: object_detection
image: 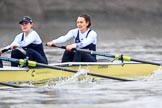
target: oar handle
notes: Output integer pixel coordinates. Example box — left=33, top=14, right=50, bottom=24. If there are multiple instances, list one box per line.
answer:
left=51, top=45, right=78, bottom=51
left=51, top=45, right=92, bottom=53
left=1, top=48, right=11, bottom=53
left=46, top=44, right=66, bottom=49
left=51, top=45, right=66, bottom=49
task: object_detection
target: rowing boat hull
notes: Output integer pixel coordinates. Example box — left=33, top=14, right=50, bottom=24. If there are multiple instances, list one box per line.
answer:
left=0, top=61, right=159, bottom=82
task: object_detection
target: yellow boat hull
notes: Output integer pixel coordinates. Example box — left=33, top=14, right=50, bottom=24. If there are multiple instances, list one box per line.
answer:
left=0, top=62, right=160, bottom=82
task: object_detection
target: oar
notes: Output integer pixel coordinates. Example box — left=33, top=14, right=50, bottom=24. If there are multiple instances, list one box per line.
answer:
left=0, top=82, right=28, bottom=88
left=52, top=45, right=162, bottom=66
left=0, top=56, right=134, bottom=81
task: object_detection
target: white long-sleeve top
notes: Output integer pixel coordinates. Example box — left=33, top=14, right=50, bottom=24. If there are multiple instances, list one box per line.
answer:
left=52, top=28, right=97, bottom=48
left=6, top=29, right=42, bottom=48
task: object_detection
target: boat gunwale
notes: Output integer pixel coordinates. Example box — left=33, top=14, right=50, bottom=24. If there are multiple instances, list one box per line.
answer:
left=0, top=61, right=159, bottom=71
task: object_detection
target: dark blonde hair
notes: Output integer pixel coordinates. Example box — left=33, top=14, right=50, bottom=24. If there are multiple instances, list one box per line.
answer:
left=79, top=14, right=91, bottom=28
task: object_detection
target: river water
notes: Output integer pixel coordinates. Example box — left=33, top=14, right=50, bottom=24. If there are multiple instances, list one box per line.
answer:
left=0, top=23, right=162, bottom=108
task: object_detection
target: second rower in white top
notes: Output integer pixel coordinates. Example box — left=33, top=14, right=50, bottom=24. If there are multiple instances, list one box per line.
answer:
left=47, top=14, right=97, bottom=62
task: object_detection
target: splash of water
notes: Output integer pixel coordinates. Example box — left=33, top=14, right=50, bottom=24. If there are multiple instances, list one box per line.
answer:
left=47, top=67, right=96, bottom=87
left=55, top=69, right=88, bottom=86
left=144, top=66, right=162, bottom=81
